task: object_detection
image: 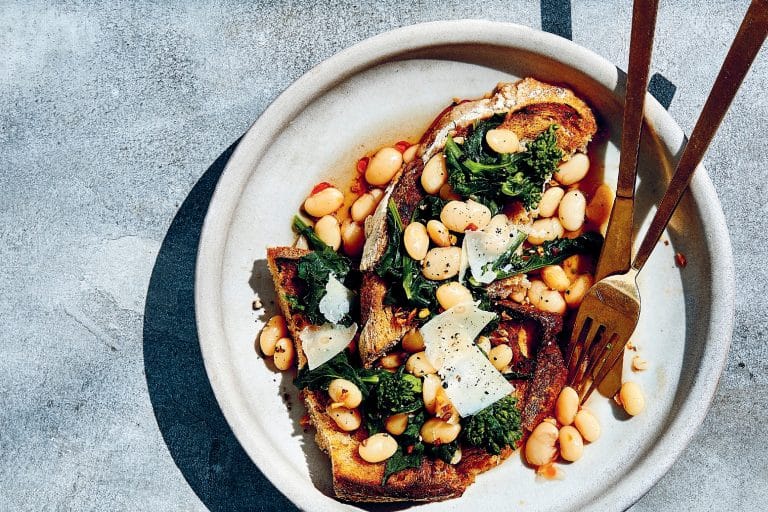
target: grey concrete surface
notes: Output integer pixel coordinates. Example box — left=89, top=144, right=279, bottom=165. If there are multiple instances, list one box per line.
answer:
left=1, top=1, right=765, bottom=510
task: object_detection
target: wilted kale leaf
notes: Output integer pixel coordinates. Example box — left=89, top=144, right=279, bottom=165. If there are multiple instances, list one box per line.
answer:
left=292, top=216, right=354, bottom=326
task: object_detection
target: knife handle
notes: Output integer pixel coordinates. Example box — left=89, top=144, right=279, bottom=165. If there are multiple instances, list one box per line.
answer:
left=595, top=0, right=659, bottom=281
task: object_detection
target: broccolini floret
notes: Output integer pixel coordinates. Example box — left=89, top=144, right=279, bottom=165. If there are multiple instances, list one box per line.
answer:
left=462, top=396, right=523, bottom=455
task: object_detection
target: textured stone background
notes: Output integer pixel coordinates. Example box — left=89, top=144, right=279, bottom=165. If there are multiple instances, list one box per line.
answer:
left=1, top=1, right=765, bottom=510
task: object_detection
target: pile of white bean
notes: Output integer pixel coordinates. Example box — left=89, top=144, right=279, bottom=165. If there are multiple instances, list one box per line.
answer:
left=259, top=314, right=296, bottom=370
left=525, top=386, right=599, bottom=466
left=525, top=381, right=646, bottom=469
left=300, top=142, right=420, bottom=256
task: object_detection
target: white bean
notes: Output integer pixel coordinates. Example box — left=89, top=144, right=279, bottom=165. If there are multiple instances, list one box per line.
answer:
left=401, top=329, right=425, bottom=353
left=426, top=220, right=451, bottom=247
left=369, top=188, right=385, bottom=203
left=328, top=378, right=363, bottom=409
left=554, top=153, right=590, bottom=185
left=421, top=153, right=448, bottom=194
left=488, top=344, right=513, bottom=371
left=422, top=247, right=462, bottom=280
left=436, top=282, right=473, bottom=310
left=525, top=421, right=558, bottom=466
left=558, top=190, right=587, bottom=232
left=565, top=274, right=594, bottom=309
left=328, top=406, right=362, bottom=432
left=574, top=409, right=601, bottom=442
left=433, top=390, right=459, bottom=424
left=340, top=219, right=365, bottom=257
left=527, top=279, right=548, bottom=308
left=304, top=186, right=344, bottom=217
left=558, top=425, right=584, bottom=462
left=385, top=413, right=409, bottom=436
left=422, top=374, right=441, bottom=414
left=527, top=217, right=564, bottom=245
left=619, top=381, right=646, bottom=416
left=358, top=433, right=398, bottom=462
left=259, top=315, right=287, bottom=356
left=555, top=386, right=579, bottom=426
left=420, top=418, right=461, bottom=444
left=541, top=265, right=570, bottom=292
left=586, top=184, right=615, bottom=226
left=537, top=290, right=567, bottom=314
left=485, top=128, right=520, bottom=154
left=440, top=200, right=491, bottom=233
left=403, top=144, right=419, bottom=164
left=273, top=337, right=295, bottom=370
left=476, top=335, right=491, bottom=355
left=350, top=193, right=378, bottom=222
left=403, top=222, right=429, bottom=261
left=538, top=187, right=565, bottom=218
left=366, top=147, right=403, bottom=185
left=314, top=215, right=341, bottom=250
left=405, top=351, right=436, bottom=377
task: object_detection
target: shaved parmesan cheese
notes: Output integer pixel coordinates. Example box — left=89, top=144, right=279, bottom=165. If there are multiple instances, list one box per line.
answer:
left=460, top=215, right=521, bottom=284
left=420, top=302, right=513, bottom=416
left=300, top=322, right=358, bottom=370
left=318, top=274, right=353, bottom=324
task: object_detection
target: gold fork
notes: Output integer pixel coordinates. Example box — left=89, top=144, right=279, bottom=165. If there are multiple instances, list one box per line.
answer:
left=566, top=0, right=768, bottom=403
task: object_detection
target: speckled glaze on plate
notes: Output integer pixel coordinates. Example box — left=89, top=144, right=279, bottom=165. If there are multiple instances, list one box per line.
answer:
left=195, top=20, right=734, bottom=512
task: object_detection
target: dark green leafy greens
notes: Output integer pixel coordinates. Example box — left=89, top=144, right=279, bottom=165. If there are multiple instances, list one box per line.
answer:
left=462, top=396, right=523, bottom=455
left=377, top=199, right=440, bottom=309
left=445, top=122, right=563, bottom=209
left=291, top=216, right=355, bottom=326
left=489, top=232, right=603, bottom=282
left=382, top=444, right=425, bottom=484
left=410, top=195, right=448, bottom=224
left=382, top=410, right=427, bottom=483
left=425, top=441, right=460, bottom=464
left=293, top=351, right=383, bottom=397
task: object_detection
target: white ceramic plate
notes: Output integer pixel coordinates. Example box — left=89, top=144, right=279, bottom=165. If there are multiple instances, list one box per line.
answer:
left=196, top=21, right=734, bottom=512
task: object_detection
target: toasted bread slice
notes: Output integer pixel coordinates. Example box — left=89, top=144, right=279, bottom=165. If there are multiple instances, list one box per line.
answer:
left=357, top=78, right=597, bottom=368
left=265, top=247, right=566, bottom=503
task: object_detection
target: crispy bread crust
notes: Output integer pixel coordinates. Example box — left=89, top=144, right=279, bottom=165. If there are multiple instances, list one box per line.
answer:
left=265, top=249, right=566, bottom=503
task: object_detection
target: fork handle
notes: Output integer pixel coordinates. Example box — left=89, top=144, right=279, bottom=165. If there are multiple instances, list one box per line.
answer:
left=632, top=0, right=768, bottom=272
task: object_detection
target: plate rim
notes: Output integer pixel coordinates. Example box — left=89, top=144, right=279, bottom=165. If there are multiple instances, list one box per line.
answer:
left=194, top=19, right=735, bottom=512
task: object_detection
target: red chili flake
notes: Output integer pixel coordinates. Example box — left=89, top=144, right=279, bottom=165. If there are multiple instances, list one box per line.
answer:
left=465, top=223, right=478, bottom=231
left=405, top=445, right=414, bottom=454
left=356, top=157, right=370, bottom=174
left=394, top=140, right=411, bottom=153
left=310, top=182, right=332, bottom=195
left=350, top=177, right=369, bottom=195
left=675, top=252, right=687, bottom=268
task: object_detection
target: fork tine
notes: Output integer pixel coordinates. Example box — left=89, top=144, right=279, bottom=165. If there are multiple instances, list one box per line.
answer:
left=564, top=315, right=590, bottom=373
left=582, top=330, right=618, bottom=382
left=568, top=319, right=603, bottom=384
left=582, top=335, right=626, bottom=403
